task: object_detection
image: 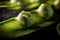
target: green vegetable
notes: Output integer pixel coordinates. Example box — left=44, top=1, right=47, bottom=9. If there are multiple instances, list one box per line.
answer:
left=0, top=0, right=40, bottom=10
left=0, top=3, right=54, bottom=38
left=0, top=0, right=60, bottom=38
left=0, top=0, right=59, bottom=10
left=57, top=23, right=60, bottom=35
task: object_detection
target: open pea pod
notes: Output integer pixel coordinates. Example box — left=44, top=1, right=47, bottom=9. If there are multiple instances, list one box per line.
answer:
left=0, top=18, right=39, bottom=38
left=0, top=4, right=54, bottom=38
left=0, top=0, right=40, bottom=10
left=0, top=0, right=58, bottom=10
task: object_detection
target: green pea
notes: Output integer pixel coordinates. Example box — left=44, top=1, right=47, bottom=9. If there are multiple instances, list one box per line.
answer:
left=36, top=4, right=54, bottom=19
left=53, top=0, right=60, bottom=9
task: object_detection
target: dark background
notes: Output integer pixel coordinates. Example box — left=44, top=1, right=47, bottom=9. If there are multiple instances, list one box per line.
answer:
left=0, top=0, right=60, bottom=40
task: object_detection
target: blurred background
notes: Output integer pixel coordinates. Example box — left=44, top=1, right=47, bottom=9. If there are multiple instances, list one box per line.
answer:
left=0, top=0, right=60, bottom=40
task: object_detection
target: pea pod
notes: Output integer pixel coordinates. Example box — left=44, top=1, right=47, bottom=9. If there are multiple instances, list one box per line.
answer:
left=0, top=18, right=39, bottom=38
left=57, top=23, right=60, bottom=35
left=0, top=0, right=40, bottom=10
left=0, top=0, right=22, bottom=10
left=0, top=4, right=54, bottom=38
